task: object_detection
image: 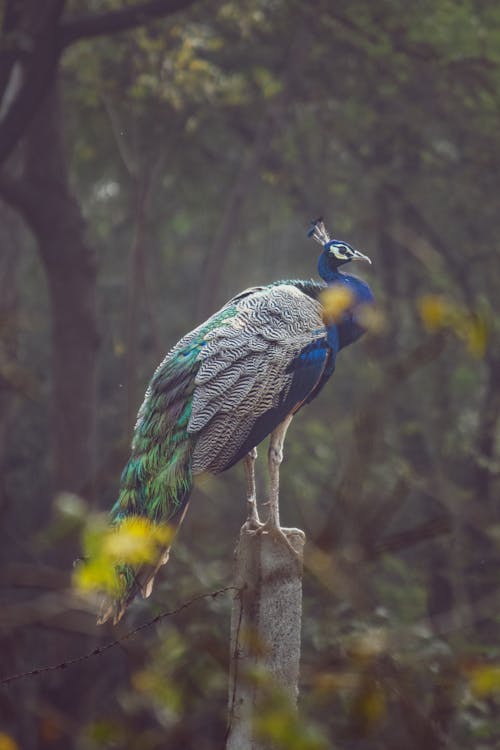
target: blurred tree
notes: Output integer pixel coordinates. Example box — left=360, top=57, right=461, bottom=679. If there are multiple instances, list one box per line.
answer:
left=1, top=1, right=500, bottom=748
left=0, top=0, right=197, bottom=493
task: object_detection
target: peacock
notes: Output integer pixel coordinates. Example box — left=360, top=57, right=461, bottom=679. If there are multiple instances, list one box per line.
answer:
left=98, top=218, right=374, bottom=624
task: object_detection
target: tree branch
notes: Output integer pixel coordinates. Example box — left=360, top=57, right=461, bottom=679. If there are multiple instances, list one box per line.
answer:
left=314, top=333, right=448, bottom=552
left=0, top=0, right=66, bottom=167
left=370, top=515, right=451, bottom=560
left=59, top=0, right=197, bottom=48
left=0, top=0, right=196, bottom=166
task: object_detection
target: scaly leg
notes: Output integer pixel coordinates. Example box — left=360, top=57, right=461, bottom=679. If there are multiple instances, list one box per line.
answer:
left=246, top=417, right=303, bottom=557
left=266, top=414, right=293, bottom=529
left=259, top=415, right=304, bottom=557
left=243, top=447, right=261, bottom=528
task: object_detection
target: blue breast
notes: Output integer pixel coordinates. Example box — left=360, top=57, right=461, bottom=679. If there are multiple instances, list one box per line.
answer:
left=320, top=265, right=374, bottom=351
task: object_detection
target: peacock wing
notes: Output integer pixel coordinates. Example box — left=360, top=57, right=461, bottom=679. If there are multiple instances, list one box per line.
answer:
left=99, top=302, right=243, bottom=623
left=188, top=283, right=337, bottom=474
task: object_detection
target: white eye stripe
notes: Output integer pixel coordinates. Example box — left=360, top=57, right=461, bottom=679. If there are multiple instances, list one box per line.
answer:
left=332, top=244, right=351, bottom=255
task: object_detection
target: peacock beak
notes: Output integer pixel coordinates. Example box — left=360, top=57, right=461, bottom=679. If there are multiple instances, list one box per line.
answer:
left=351, top=249, right=372, bottom=264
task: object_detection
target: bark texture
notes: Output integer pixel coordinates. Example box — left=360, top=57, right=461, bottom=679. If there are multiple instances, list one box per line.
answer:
left=24, top=85, right=100, bottom=494
left=0, top=83, right=101, bottom=495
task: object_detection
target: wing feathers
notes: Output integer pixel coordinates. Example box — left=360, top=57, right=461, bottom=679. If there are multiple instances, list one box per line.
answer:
left=189, top=284, right=330, bottom=474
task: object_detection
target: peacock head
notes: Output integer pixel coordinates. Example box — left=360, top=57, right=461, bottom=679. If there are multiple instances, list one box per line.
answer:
left=308, top=218, right=371, bottom=281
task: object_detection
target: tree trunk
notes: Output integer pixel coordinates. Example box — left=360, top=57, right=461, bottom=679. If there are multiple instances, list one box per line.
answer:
left=22, top=82, right=99, bottom=495
left=0, top=204, right=22, bottom=511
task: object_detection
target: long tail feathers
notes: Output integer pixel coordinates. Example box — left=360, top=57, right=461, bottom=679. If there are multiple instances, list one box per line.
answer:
left=96, top=425, right=194, bottom=624
left=97, top=499, right=191, bottom=625
left=96, top=555, right=169, bottom=626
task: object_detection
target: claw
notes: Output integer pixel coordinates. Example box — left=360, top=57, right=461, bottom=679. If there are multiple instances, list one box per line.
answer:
left=243, top=516, right=265, bottom=532
left=251, top=520, right=304, bottom=560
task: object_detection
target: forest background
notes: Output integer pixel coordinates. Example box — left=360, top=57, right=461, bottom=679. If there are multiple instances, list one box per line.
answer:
left=1, top=1, right=500, bottom=748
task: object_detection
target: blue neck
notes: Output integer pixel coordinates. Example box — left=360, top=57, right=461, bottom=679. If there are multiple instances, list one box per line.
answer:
left=318, top=255, right=373, bottom=303
left=318, top=252, right=341, bottom=283
left=318, top=252, right=374, bottom=350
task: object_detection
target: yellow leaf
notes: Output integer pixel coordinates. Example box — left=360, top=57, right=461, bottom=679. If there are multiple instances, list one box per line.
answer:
left=360, top=684, right=386, bottom=725
left=464, top=315, right=488, bottom=358
left=418, top=294, right=449, bottom=330
left=320, top=285, right=354, bottom=322
left=0, top=733, right=19, bottom=750
left=419, top=295, right=488, bottom=358
left=469, top=665, right=500, bottom=696
left=73, top=515, right=173, bottom=595
left=73, top=556, right=121, bottom=595
left=355, top=304, right=386, bottom=333
left=104, top=519, right=152, bottom=564
left=103, top=517, right=172, bottom=564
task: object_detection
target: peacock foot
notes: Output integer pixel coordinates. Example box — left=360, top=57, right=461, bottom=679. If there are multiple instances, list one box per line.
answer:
left=249, top=519, right=305, bottom=560
left=243, top=515, right=265, bottom=532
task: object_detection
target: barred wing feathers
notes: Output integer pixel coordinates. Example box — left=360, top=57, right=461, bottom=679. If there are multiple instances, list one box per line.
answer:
left=99, top=303, right=240, bottom=623
left=190, top=283, right=337, bottom=474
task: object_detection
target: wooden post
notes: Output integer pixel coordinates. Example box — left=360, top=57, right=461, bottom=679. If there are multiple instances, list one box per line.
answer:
left=226, top=526, right=305, bottom=750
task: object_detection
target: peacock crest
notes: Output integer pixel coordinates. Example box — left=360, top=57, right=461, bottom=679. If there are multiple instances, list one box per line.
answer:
left=307, top=217, right=331, bottom=247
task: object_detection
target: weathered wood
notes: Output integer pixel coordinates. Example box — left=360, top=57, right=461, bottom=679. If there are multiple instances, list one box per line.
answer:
left=226, top=525, right=305, bottom=750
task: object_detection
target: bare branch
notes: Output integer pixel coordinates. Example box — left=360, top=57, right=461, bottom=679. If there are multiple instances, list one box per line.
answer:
left=370, top=515, right=451, bottom=559
left=0, top=0, right=196, bottom=166
left=0, top=0, right=66, bottom=166
left=59, top=0, right=197, bottom=48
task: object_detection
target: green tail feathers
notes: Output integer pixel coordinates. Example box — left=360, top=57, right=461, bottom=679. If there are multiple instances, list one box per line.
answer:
left=112, top=428, right=193, bottom=526
left=112, top=346, right=198, bottom=526
left=98, top=351, right=198, bottom=624
left=98, top=435, right=194, bottom=624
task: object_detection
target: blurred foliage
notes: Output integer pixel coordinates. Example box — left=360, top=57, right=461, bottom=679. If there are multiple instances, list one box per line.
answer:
left=320, top=285, right=356, bottom=323
left=419, top=294, right=488, bottom=357
left=249, top=667, right=329, bottom=749
left=0, top=734, right=19, bottom=750
left=73, top=512, right=173, bottom=596
left=468, top=664, right=500, bottom=698
left=1, top=0, right=500, bottom=748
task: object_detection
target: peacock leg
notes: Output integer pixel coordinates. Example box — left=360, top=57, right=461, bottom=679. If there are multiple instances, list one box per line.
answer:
left=266, top=414, right=294, bottom=529
left=243, top=447, right=261, bottom=528
left=248, top=415, right=303, bottom=556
